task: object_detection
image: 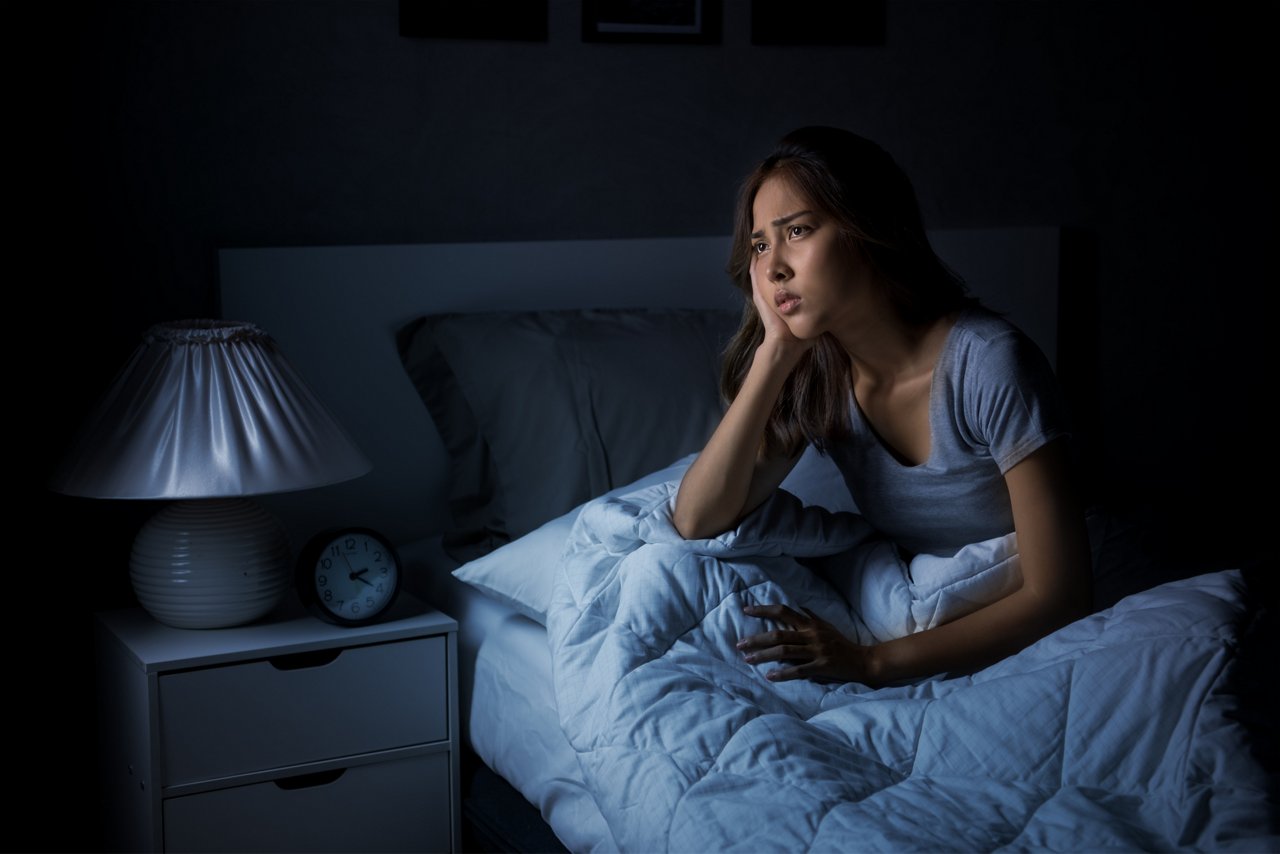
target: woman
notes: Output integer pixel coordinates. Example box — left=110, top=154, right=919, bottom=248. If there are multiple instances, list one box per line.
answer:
left=673, top=126, right=1092, bottom=686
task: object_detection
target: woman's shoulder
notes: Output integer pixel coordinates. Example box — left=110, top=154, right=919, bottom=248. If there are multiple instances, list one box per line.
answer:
left=941, top=304, right=1056, bottom=393
left=950, top=303, right=1030, bottom=343
left=946, top=304, right=1047, bottom=363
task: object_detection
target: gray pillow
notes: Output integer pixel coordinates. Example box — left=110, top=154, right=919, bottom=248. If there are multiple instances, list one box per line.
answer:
left=396, top=308, right=738, bottom=558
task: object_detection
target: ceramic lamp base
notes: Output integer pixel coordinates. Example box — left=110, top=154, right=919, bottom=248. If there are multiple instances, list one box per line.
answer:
left=130, top=498, right=292, bottom=629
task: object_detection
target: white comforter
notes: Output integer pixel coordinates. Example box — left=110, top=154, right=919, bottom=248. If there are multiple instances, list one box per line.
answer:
left=547, top=481, right=1275, bottom=852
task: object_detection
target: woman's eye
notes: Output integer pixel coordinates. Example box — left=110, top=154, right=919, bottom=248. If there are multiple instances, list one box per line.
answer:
left=753, top=241, right=768, bottom=254
left=789, top=225, right=809, bottom=238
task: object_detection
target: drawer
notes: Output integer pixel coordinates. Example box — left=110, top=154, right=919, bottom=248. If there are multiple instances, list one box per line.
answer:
left=163, top=751, right=452, bottom=853
left=160, top=636, right=447, bottom=786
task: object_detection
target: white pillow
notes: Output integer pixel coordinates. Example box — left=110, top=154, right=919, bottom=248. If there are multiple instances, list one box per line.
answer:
left=780, top=444, right=857, bottom=512
left=453, top=447, right=857, bottom=624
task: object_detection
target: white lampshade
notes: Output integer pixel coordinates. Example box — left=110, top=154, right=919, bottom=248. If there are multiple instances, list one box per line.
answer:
left=51, top=319, right=372, bottom=628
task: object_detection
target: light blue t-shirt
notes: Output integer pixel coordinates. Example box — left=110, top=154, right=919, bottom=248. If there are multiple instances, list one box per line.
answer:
left=825, top=307, right=1069, bottom=557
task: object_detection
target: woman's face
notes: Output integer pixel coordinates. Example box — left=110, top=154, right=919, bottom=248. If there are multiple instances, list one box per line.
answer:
left=750, top=174, right=871, bottom=341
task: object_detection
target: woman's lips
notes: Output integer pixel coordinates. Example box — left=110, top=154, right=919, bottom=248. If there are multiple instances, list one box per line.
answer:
left=774, top=290, right=801, bottom=315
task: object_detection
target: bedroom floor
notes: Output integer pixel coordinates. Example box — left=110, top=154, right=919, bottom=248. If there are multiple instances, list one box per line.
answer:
left=460, top=749, right=569, bottom=854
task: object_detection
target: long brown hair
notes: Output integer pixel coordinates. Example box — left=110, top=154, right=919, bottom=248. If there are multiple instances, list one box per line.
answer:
left=722, top=126, right=974, bottom=458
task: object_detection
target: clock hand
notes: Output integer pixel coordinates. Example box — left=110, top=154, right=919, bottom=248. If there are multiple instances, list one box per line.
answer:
left=349, top=567, right=374, bottom=587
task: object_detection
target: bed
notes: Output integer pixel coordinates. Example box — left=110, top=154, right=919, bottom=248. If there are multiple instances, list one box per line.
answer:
left=219, top=231, right=1276, bottom=852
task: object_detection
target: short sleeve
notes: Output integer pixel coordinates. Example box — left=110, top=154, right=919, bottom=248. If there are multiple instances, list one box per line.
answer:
left=964, top=328, right=1070, bottom=473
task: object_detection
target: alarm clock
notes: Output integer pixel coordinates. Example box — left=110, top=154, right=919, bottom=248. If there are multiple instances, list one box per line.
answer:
left=296, top=527, right=401, bottom=625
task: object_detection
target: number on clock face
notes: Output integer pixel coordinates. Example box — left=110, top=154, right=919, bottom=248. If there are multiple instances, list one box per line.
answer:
left=314, top=532, right=399, bottom=620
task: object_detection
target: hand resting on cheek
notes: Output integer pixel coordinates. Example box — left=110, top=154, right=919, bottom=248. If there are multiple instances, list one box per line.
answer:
left=750, top=254, right=812, bottom=355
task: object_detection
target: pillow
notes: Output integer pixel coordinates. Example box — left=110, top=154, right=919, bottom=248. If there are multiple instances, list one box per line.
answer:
left=397, top=308, right=738, bottom=557
left=454, top=446, right=857, bottom=625
left=781, top=444, right=857, bottom=513
left=453, top=455, right=696, bottom=623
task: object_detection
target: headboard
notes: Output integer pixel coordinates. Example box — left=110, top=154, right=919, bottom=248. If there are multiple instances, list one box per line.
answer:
left=219, top=228, right=1060, bottom=552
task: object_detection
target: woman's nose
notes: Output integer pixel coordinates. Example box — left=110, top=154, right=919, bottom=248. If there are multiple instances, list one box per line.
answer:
left=766, top=256, right=791, bottom=282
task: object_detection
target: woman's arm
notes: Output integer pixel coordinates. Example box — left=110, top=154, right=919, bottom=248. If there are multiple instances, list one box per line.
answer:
left=672, top=264, right=813, bottom=539
left=738, top=438, right=1093, bottom=684
left=672, top=343, right=804, bottom=539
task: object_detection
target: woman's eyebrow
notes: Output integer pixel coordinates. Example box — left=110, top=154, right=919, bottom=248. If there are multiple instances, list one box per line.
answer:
left=750, top=210, right=814, bottom=239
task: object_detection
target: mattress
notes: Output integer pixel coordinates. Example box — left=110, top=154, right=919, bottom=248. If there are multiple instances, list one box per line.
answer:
left=402, top=537, right=614, bottom=853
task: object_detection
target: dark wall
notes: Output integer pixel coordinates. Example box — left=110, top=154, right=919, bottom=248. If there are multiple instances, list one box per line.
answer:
left=44, top=0, right=1268, bottom=526
left=21, top=2, right=1266, bottom=849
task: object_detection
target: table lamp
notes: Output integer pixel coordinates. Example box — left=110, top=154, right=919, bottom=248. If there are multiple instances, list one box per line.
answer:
left=50, top=319, right=372, bottom=629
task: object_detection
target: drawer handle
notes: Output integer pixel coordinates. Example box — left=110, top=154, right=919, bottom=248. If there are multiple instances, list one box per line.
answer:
left=268, top=648, right=342, bottom=670
left=274, top=768, right=346, bottom=790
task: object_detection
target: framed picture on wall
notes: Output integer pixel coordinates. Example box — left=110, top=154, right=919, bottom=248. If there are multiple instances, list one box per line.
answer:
left=583, top=0, right=722, bottom=44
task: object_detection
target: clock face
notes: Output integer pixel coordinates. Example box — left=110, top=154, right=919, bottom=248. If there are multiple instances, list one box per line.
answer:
left=301, top=529, right=400, bottom=624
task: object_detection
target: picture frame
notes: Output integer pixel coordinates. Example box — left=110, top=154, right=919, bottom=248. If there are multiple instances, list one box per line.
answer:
left=582, top=0, right=722, bottom=45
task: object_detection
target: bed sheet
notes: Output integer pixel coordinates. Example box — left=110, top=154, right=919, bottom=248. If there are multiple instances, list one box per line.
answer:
left=404, top=537, right=614, bottom=853
left=547, top=480, right=1277, bottom=852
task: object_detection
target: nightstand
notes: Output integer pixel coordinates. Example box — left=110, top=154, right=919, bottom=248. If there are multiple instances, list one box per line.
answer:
left=94, top=592, right=459, bottom=853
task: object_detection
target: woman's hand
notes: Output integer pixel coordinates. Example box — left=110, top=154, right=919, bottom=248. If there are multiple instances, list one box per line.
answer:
left=750, top=257, right=813, bottom=357
left=738, top=604, right=880, bottom=685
